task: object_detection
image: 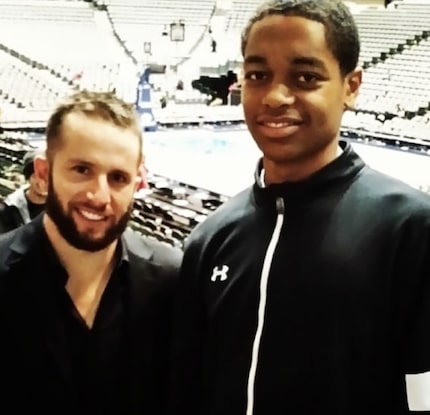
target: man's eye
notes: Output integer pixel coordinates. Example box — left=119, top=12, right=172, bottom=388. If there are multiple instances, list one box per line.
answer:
left=73, top=165, right=89, bottom=174
left=297, top=73, right=319, bottom=83
left=245, top=71, right=267, bottom=81
left=110, top=172, right=128, bottom=184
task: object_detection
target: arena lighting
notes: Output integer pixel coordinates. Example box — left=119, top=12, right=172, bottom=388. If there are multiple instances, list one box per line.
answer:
left=170, top=20, right=185, bottom=42
left=143, top=41, right=151, bottom=55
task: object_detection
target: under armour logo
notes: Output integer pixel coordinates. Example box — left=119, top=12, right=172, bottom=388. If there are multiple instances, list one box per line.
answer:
left=211, top=265, right=229, bottom=282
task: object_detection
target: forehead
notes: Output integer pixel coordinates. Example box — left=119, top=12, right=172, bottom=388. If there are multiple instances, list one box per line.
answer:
left=56, top=112, right=141, bottom=170
left=244, top=15, right=335, bottom=67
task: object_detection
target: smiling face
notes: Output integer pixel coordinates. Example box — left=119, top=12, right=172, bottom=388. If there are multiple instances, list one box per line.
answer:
left=40, top=112, right=141, bottom=252
left=28, top=172, right=48, bottom=203
left=241, top=15, right=361, bottom=183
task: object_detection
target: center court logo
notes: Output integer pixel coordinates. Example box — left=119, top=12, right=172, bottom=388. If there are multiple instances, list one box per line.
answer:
left=210, top=265, right=229, bottom=282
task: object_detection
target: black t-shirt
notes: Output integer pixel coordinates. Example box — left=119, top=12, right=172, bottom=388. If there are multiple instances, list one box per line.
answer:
left=42, top=235, right=130, bottom=414
left=26, top=198, right=45, bottom=219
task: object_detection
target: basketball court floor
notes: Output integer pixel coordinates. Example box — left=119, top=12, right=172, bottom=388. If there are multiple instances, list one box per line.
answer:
left=144, top=126, right=430, bottom=197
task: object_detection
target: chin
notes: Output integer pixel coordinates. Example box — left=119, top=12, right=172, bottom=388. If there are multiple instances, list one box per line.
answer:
left=261, top=147, right=301, bottom=162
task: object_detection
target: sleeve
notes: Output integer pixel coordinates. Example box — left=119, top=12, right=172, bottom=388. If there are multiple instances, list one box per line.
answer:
left=397, top=214, right=430, bottom=412
left=167, top=236, right=206, bottom=415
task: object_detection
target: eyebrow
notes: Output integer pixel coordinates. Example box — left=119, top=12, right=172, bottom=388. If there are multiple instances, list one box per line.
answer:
left=291, top=56, right=328, bottom=71
left=67, top=159, right=93, bottom=166
left=243, top=54, right=328, bottom=72
left=243, top=55, right=267, bottom=65
left=67, top=159, right=131, bottom=175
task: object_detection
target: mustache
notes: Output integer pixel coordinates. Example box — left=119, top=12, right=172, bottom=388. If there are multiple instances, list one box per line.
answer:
left=76, top=202, right=110, bottom=213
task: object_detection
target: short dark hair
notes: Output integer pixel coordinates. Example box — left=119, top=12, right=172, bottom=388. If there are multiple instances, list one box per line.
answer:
left=22, top=149, right=44, bottom=180
left=241, top=0, right=360, bottom=76
left=46, top=90, right=143, bottom=164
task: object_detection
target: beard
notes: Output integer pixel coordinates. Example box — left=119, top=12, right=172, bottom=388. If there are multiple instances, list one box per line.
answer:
left=45, top=178, right=132, bottom=252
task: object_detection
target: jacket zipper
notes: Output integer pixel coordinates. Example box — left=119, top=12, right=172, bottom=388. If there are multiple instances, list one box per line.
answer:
left=246, top=197, right=285, bottom=415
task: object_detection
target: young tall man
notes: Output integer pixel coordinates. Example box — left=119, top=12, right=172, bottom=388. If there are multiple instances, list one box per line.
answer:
left=0, top=91, right=182, bottom=414
left=169, top=1, right=430, bottom=414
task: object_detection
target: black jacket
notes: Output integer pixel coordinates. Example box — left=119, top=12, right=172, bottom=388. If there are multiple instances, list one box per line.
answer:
left=0, top=214, right=182, bottom=414
left=169, top=141, right=430, bottom=415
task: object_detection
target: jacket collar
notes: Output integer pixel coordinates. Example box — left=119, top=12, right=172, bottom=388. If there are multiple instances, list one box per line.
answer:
left=253, top=140, right=366, bottom=207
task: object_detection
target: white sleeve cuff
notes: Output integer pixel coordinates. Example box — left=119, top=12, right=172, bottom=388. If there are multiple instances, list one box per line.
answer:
left=406, top=371, right=430, bottom=411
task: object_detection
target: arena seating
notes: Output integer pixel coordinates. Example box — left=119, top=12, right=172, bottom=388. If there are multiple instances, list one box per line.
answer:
left=132, top=174, right=227, bottom=247
left=0, top=0, right=138, bottom=123
left=224, top=0, right=266, bottom=33
left=1, top=0, right=430, bottom=241
left=104, top=0, right=216, bottom=65
left=0, top=131, right=32, bottom=195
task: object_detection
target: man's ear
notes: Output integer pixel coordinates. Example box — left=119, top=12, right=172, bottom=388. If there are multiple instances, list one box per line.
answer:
left=344, top=67, right=362, bottom=110
left=33, top=153, right=49, bottom=188
left=135, top=163, right=148, bottom=191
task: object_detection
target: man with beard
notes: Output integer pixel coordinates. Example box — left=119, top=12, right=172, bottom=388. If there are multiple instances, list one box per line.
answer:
left=0, top=90, right=182, bottom=415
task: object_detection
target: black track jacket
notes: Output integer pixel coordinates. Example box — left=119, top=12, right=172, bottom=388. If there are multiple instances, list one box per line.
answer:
left=169, top=140, right=430, bottom=415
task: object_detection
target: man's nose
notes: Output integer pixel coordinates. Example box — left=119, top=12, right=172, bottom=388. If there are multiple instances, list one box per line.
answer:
left=262, top=83, right=295, bottom=108
left=86, top=176, right=111, bottom=205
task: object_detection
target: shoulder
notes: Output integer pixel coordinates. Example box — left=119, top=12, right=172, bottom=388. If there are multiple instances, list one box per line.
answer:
left=122, top=229, right=182, bottom=292
left=0, top=217, right=51, bottom=274
left=355, top=168, right=430, bottom=235
left=360, top=167, right=430, bottom=209
left=0, top=226, right=29, bottom=276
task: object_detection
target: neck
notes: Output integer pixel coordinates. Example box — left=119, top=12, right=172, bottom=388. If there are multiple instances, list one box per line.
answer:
left=263, top=140, right=341, bottom=185
left=42, top=213, right=118, bottom=282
